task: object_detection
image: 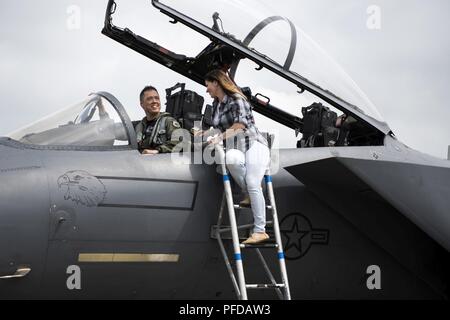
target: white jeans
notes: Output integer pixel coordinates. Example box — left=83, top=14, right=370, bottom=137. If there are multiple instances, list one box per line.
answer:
left=225, top=141, right=270, bottom=233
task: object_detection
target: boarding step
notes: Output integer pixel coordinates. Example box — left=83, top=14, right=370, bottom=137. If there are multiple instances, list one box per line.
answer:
left=211, top=222, right=275, bottom=240
left=246, top=283, right=286, bottom=289
left=233, top=204, right=273, bottom=210
left=239, top=243, right=278, bottom=249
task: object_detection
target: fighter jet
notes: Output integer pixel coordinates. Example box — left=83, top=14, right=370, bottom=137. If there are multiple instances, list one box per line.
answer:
left=0, top=0, right=448, bottom=299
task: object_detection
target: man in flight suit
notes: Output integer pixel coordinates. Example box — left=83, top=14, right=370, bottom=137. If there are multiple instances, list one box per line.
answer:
left=135, top=86, right=181, bottom=155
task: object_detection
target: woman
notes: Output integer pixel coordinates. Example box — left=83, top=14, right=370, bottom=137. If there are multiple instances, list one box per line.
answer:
left=203, top=69, right=270, bottom=244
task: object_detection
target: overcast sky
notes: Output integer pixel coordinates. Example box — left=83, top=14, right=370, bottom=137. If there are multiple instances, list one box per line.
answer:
left=0, top=0, right=449, bottom=159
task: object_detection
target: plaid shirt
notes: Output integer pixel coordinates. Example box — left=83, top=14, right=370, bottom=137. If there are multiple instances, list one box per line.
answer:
left=212, top=94, right=267, bottom=152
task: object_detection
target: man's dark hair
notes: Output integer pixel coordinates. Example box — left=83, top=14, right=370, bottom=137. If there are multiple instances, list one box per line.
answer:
left=140, top=86, right=159, bottom=102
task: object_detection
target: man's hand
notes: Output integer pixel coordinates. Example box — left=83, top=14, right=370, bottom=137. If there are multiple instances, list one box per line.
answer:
left=142, top=149, right=159, bottom=155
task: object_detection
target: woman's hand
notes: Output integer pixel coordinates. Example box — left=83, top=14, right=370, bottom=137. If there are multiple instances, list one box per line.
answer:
left=191, top=128, right=204, bottom=137
left=142, top=149, right=159, bottom=155
left=207, top=134, right=222, bottom=145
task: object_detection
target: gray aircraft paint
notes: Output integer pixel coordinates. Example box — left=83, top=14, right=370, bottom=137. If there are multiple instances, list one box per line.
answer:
left=0, top=0, right=449, bottom=299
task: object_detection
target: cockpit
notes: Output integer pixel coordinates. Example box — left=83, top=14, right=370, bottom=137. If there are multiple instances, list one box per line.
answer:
left=7, top=94, right=132, bottom=149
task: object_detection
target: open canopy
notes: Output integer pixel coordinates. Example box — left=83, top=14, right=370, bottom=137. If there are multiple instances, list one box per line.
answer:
left=102, top=0, right=390, bottom=139
left=158, top=0, right=384, bottom=122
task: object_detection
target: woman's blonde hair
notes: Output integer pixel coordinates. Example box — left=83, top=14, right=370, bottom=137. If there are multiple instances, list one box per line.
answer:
left=205, top=69, right=247, bottom=100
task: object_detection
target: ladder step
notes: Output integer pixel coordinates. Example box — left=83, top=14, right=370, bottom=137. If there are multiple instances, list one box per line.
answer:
left=217, top=221, right=273, bottom=234
left=215, top=145, right=291, bottom=300
left=246, top=283, right=286, bottom=289
left=233, top=204, right=248, bottom=210
left=240, top=243, right=278, bottom=249
left=217, top=224, right=253, bottom=234
left=233, top=204, right=273, bottom=210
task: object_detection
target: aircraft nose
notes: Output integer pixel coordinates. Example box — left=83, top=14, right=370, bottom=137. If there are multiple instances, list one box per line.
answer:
left=0, top=143, right=50, bottom=296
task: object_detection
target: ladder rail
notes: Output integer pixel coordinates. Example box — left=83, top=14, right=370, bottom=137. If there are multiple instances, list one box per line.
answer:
left=216, top=227, right=242, bottom=298
left=265, top=171, right=291, bottom=300
left=255, top=249, right=284, bottom=299
left=216, top=192, right=227, bottom=229
left=216, top=193, right=242, bottom=297
left=215, top=145, right=248, bottom=300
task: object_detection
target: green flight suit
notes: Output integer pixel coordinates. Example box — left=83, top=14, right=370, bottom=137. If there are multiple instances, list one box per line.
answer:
left=135, top=112, right=181, bottom=153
